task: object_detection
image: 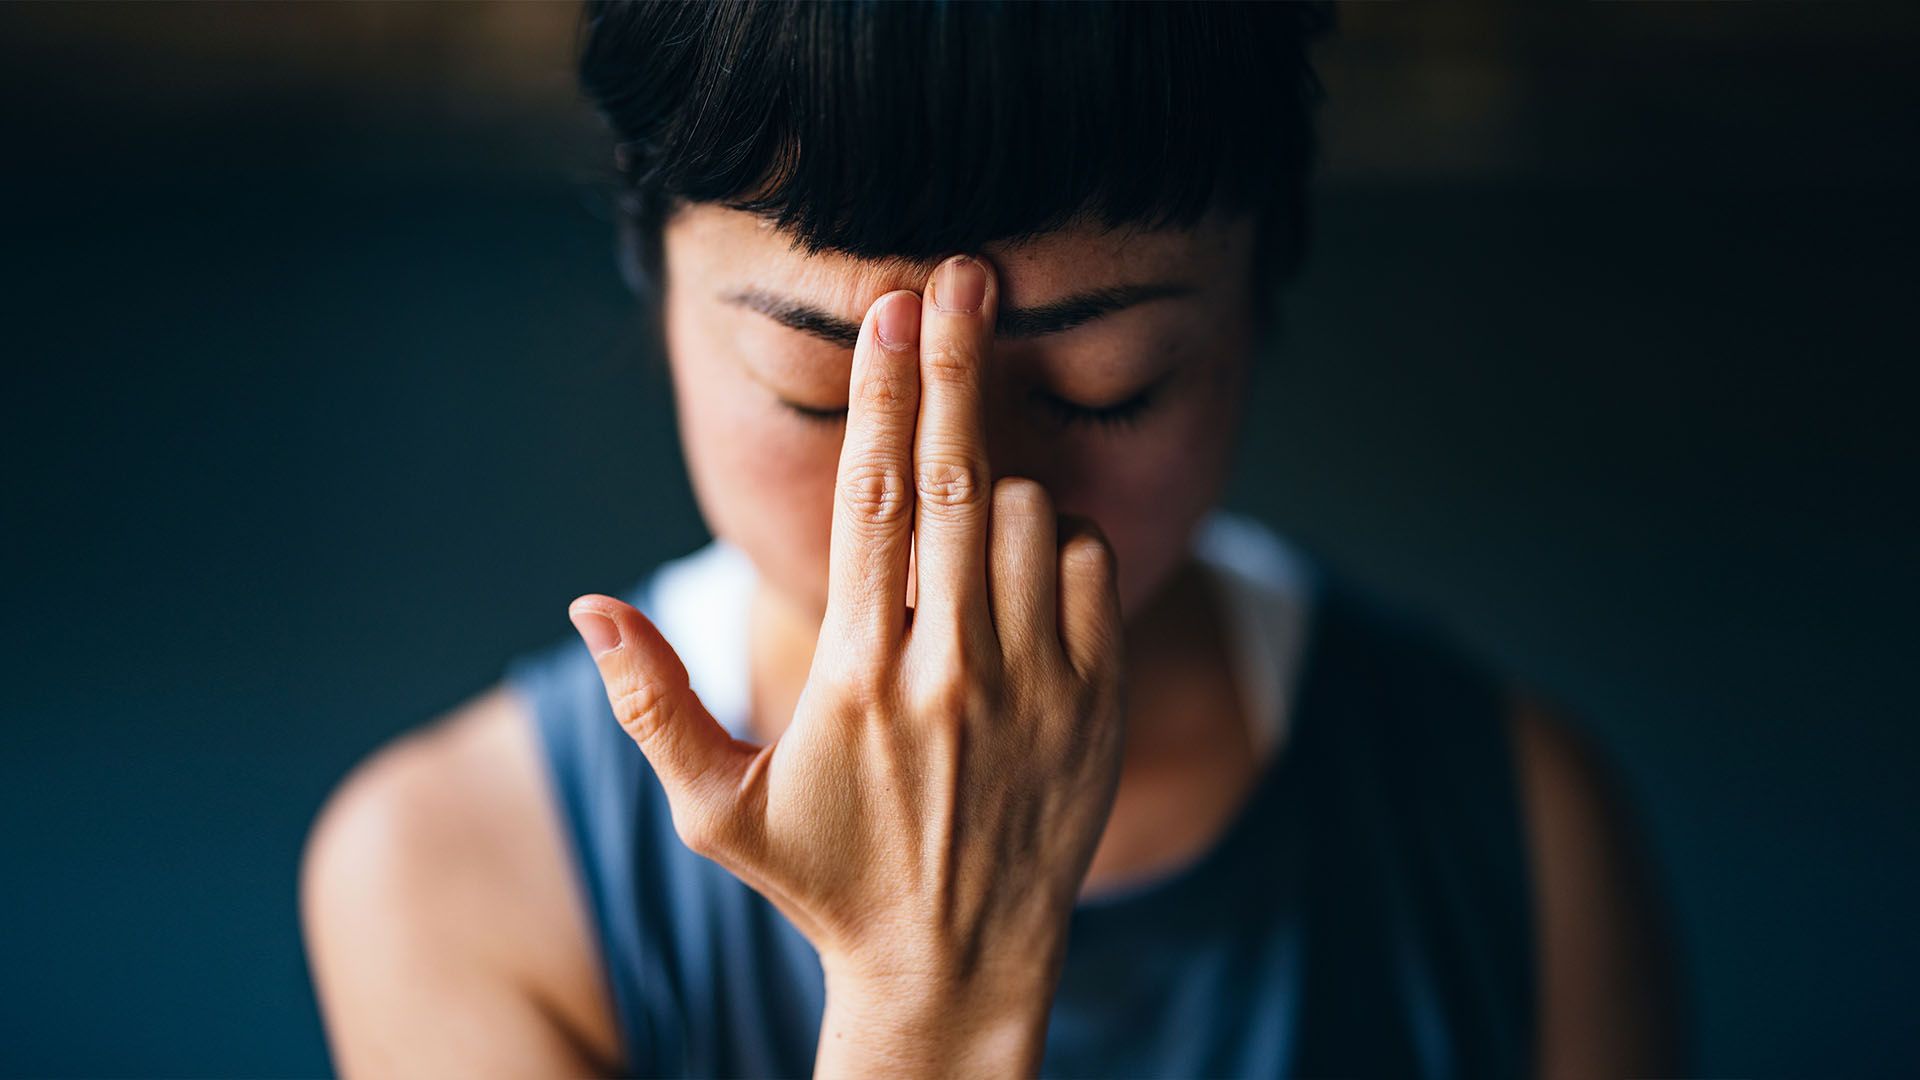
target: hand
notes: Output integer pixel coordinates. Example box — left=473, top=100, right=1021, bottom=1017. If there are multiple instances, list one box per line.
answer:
left=568, top=254, right=1128, bottom=1077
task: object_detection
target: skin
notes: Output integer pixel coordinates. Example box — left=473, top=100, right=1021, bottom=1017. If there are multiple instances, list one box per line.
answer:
left=575, top=253, right=1129, bottom=1075
left=299, top=203, right=1685, bottom=1078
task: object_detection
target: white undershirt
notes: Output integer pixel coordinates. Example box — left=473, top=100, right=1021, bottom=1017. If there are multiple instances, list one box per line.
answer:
left=650, top=507, right=1315, bottom=762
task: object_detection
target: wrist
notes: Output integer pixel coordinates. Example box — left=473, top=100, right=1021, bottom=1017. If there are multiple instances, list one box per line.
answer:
left=815, top=952, right=1062, bottom=1079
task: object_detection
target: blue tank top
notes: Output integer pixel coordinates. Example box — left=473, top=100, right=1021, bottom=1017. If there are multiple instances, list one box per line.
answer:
left=503, top=509, right=1536, bottom=1077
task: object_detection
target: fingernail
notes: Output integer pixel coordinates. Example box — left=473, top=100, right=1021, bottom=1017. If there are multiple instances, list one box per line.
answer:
left=875, top=291, right=920, bottom=350
left=933, top=255, right=986, bottom=314
left=569, top=609, right=621, bottom=655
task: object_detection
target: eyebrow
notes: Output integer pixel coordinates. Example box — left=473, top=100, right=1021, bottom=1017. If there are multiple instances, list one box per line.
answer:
left=719, top=280, right=1197, bottom=349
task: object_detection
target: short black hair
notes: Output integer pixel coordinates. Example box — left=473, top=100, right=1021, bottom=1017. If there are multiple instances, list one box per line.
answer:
left=577, top=0, right=1331, bottom=329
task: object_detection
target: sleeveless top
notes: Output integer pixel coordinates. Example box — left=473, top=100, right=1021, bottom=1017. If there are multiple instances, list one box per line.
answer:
left=503, top=508, right=1537, bottom=1078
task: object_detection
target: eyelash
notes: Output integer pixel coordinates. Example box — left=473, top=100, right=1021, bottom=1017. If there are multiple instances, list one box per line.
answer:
left=781, top=383, right=1163, bottom=433
left=1033, top=385, right=1162, bottom=431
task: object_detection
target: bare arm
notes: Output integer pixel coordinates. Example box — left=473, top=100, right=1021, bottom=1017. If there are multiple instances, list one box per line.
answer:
left=300, top=688, right=620, bottom=1078
left=1511, top=691, right=1689, bottom=1079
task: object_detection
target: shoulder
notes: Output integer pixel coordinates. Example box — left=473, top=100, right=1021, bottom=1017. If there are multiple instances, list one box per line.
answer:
left=299, top=684, right=621, bottom=1075
left=1505, top=689, right=1688, bottom=1078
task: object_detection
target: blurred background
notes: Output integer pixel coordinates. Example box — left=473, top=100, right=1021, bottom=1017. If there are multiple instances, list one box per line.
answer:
left=3, top=2, right=1915, bottom=1075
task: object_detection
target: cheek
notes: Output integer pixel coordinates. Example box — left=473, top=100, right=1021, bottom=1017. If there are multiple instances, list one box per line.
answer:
left=670, top=312, right=1249, bottom=628
left=669, top=339, right=844, bottom=616
left=1048, top=361, right=1247, bottom=621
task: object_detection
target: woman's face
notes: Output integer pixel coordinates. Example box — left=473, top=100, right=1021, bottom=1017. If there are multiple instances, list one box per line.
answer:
left=658, top=202, right=1260, bottom=626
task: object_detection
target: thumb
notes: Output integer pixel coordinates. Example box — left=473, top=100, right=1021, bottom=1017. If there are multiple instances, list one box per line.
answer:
left=568, top=594, right=753, bottom=829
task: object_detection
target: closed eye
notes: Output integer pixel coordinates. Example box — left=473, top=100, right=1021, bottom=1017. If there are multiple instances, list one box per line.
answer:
left=777, top=371, right=1172, bottom=433
left=1034, top=387, right=1158, bottom=432
left=1035, top=367, right=1174, bottom=433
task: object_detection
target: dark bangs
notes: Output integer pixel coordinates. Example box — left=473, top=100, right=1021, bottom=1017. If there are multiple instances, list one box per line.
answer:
left=577, top=0, right=1331, bottom=305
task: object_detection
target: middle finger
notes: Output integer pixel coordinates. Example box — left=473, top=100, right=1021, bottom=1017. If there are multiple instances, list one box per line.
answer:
left=911, top=253, right=998, bottom=651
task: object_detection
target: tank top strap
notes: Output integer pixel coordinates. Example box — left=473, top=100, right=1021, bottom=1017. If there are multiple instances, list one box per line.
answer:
left=501, top=572, right=664, bottom=1069
left=1281, top=571, right=1539, bottom=1076
left=1051, top=513, right=1535, bottom=1076
left=503, top=544, right=821, bottom=1076
left=1191, top=507, right=1318, bottom=763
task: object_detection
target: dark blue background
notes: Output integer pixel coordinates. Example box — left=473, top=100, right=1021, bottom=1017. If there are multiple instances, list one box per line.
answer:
left=3, top=3, right=1915, bottom=1075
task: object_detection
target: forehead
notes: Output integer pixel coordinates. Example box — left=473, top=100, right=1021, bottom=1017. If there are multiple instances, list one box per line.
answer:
left=662, top=202, right=1251, bottom=309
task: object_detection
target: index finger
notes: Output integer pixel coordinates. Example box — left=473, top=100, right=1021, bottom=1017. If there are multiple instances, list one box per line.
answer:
left=818, top=289, right=923, bottom=669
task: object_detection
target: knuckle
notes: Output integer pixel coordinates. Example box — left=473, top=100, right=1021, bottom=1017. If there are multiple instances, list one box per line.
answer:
left=611, top=680, right=676, bottom=744
left=803, top=641, right=899, bottom=719
left=1062, top=530, right=1115, bottom=580
left=919, top=340, right=977, bottom=379
left=838, top=461, right=913, bottom=527
left=908, top=634, right=999, bottom=719
left=916, top=456, right=984, bottom=511
left=823, top=647, right=893, bottom=704
left=992, top=475, right=1051, bottom=520
left=853, top=358, right=911, bottom=414
left=910, top=672, right=976, bottom=722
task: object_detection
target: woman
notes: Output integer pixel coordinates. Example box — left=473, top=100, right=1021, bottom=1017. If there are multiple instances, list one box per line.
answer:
left=301, top=3, right=1684, bottom=1076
